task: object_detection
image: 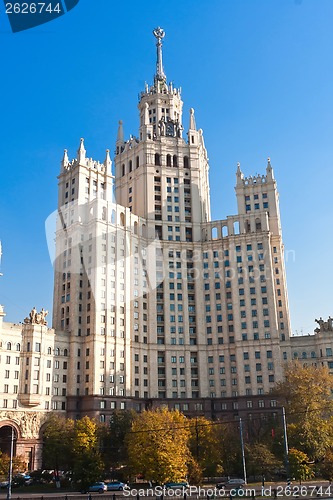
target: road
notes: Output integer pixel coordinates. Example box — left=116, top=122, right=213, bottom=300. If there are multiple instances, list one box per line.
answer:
left=0, top=482, right=333, bottom=499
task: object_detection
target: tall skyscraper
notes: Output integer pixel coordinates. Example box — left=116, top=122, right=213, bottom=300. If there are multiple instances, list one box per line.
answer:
left=52, top=28, right=292, bottom=419
left=1, top=27, right=332, bottom=471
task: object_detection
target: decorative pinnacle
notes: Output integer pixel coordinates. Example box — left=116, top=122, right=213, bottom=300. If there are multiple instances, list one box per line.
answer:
left=153, top=27, right=166, bottom=82
left=77, top=138, right=86, bottom=163
left=62, top=149, right=69, bottom=167
left=189, top=108, right=196, bottom=130
left=104, top=149, right=111, bottom=169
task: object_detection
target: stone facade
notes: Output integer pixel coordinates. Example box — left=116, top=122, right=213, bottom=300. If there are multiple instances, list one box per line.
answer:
left=0, top=305, right=68, bottom=469
left=1, top=28, right=333, bottom=468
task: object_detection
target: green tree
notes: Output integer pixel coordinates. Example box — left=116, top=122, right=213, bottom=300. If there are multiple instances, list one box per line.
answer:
left=107, top=410, right=137, bottom=469
left=42, top=414, right=74, bottom=471
left=188, top=417, right=224, bottom=478
left=219, top=423, right=243, bottom=477
left=319, top=449, right=333, bottom=482
left=127, top=408, right=190, bottom=484
left=288, top=448, right=314, bottom=484
left=246, top=443, right=281, bottom=479
left=273, top=363, right=333, bottom=460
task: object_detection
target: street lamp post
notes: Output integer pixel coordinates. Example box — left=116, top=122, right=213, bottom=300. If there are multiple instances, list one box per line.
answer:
left=239, top=417, right=247, bottom=485
left=6, top=426, right=14, bottom=500
left=282, top=407, right=291, bottom=485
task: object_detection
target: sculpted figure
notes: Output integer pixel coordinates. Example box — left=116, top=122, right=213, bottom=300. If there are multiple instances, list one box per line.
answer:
left=159, top=116, right=165, bottom=136
left=29, top=306, right=37, bottom=324
left=40, top=308, right=48, bottom=325
left=314, top=317, right=333, bottom=333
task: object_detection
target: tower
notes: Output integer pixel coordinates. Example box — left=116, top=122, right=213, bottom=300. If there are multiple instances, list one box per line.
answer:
left=114, top=27, right=211, bottom=240
left=52, top=28, right=292, bottom=420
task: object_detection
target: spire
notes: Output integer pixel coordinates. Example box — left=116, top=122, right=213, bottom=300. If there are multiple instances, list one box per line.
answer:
left=236, top=162, right=244, bottom=185
left=116, top=120, right=124, bottom=144
left=153, top=27, right=166, bottom=82
left=266, top=157, right=274, bottom=180
left=62, top=149, right=69, bottom=168
left=77, top=138, right=86, bottom=164
left=104, top=149, right=111, bottom=170
left=189, top=108, right=196, bottom=130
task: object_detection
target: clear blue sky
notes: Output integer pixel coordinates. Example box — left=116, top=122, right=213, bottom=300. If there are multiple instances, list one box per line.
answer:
left=0, top=0, right=332, bottom=334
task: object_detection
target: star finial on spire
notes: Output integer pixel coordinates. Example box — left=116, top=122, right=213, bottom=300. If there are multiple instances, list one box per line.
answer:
left=153, top=27, right=166, bottom=82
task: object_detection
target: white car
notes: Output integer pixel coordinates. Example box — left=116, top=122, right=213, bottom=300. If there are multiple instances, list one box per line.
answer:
left=217, top=479, right=245, bottom=489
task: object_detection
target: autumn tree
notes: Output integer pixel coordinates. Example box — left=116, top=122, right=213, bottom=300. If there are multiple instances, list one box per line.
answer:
left=127, top=408, right=190, bottom=484
left=0, top=451, right=26, bottom=476
left=188, top=417, right=224, bottom=478
left=72, top=416, right=104, bottom=490
left=288, top=448, right=314, bottom=484
left=273, top=362, right=333, bottom=460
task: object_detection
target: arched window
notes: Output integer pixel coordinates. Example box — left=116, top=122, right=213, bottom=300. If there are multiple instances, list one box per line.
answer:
left=256, top=218, right=262, bottom=232
left=121, top=164, right=125, bottom=176
left=134, top=221, right=138, bottom=235
left=6, top=342, right=11, bottom=351
left=16, top=343, right=20, bottom=351
left=47, top=347, right=52, bottom=355
left=166, top=154, right=172, bottom=167
left=302, top=352, right=307, bottom=359
left=212, top=227, right=218, bottom=239
left=245, top=220, right=251, bottom=233
left=136, top=156, right=139, bottom=168
left=55, top=347, right=60, bottom=356
left=222, top=226, right=228, bottom=238
left=64, top=349, right=68, bottom=357
left=183, top=156, right=190, bottom=168
left=129, top=160, right=132, bottom=172
left=120, top=212, right=125, bottom=227
left=155, top=153, right=161, bottom=166
left=111, top=210, right=116, bottom=224
left=311, top=351, right=316, bottom=358
left=234, top=221, right=240, bottom=235
left=173, top=155, right=178, bottom=168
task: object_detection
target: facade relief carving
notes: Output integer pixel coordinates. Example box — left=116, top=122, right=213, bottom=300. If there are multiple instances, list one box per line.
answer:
left=0, top=411, right=48, bottom=439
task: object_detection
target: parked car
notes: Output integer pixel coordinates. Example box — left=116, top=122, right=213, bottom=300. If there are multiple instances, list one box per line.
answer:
left=82, top=482, right=107, bottom=493
left=165, top=482, right=189, bottom=489
left=107, top=481, right=128, bottom=491
left=216, top=478, right=245, bottom=489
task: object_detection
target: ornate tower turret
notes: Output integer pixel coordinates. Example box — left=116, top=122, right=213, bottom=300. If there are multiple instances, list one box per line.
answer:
left=114, top=27, right=211, bottom=234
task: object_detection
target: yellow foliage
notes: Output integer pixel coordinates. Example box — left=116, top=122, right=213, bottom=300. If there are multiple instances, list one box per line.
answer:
left=127, top=408, right=190, bottom=484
